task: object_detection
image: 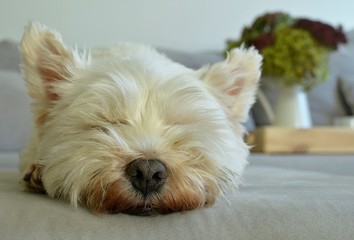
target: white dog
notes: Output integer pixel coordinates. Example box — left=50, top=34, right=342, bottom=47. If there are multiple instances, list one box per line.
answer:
left=19, top=22, right=262, bottom=215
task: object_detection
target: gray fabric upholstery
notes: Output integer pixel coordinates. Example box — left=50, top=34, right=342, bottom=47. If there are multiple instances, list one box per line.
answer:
left=0, top=70, right=31, bottom=151
left=159, top=48, right=224, bottom=69
left=339, top=74, right=354, bottom=114
left=0, top=40, right=21, bottom=72
left=249, top=153, right=354, bottom=176
left=1, top=155, right=354, bottom=240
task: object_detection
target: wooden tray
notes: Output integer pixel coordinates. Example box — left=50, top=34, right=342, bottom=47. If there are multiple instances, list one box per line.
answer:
left=246, top=126, right=354, bottom=154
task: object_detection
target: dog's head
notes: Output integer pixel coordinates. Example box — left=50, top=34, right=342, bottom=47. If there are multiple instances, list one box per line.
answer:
left=20, top=23, right=262, bottom=215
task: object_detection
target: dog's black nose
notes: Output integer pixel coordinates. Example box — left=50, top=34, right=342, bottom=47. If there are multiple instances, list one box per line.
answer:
left=125, top=158, right=168, bottom=196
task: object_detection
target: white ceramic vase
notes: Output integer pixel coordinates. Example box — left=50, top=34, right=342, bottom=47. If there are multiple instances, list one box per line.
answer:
left=274, top=85, right=312, bottom=128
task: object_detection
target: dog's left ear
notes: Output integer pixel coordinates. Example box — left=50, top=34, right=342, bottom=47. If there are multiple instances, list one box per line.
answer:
left=20, top=22, right=87, bottom=125
left=199, top=47, right=262, bottom=122
left=21, top=22, right=83, bottom=101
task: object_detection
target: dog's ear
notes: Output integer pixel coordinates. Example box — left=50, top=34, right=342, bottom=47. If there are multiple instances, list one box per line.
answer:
left=20, top=22, right=86, bottom=124
left=199, top=47, right=262, bottom=122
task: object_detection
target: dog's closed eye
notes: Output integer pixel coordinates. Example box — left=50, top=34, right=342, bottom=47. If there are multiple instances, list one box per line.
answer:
left=116, top=120, right=130, bottom=125
left=98, top=113, right=130, bottom=126
left=91, top=118, right=130, bottom=133
left=91, top=125, right=109, bottom=133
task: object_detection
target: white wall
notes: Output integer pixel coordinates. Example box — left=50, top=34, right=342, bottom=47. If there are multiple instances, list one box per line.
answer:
left=1, top=0, right=353, bottom=52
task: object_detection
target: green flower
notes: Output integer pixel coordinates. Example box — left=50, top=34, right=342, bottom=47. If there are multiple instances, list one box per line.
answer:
left=225, top=12, right=346, bottom=91
left=261, top=26, right=329, bottom=90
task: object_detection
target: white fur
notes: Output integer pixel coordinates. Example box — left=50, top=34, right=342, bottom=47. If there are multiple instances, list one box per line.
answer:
left=20, top=22, right=262, bottom=214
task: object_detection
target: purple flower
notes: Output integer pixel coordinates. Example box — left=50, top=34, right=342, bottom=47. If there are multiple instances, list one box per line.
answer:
left=294, top=19, right=347, bottom=49
left=251, top=32, right=275, bottom=51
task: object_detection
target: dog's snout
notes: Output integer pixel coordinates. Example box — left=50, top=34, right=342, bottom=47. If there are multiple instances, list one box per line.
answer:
left=125, top=158, right=168, bottom=196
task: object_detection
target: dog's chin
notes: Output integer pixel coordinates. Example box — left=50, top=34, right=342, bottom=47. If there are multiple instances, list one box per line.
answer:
left=122, top=206, right=160, bottom=216
left=121, top=202, right=177, bottom=216
left=121, top=199, right=196, bottom=216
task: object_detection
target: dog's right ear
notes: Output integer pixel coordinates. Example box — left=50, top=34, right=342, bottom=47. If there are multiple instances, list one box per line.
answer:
left=198, top=47, right=262, bottom=123
left=20, top=22, right=87, bottom=124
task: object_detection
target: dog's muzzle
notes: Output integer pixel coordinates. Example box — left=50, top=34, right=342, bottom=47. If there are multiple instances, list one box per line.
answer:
left=125, top=158, right=168, bottom=197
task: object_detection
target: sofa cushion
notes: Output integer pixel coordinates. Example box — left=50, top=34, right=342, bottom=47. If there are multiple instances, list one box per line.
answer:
left=0, top=70, right=31, bottom=151
left=159, top=48, right=224, bottom=69
left=0, top=40, right=21, bottom=72
left=338, top=74, right=354, bottom=114
left=1, top=158, right=354, bottom=240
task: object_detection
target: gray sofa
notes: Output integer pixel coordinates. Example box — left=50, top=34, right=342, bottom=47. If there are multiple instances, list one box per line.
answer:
left=1, top=36, right=354, bottom=240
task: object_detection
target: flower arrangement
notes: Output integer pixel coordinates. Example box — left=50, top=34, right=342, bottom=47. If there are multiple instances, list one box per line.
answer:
left=226, top=12, right=347, bottom=90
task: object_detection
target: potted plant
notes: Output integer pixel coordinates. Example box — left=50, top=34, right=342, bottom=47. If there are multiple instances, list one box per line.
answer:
left=226, top=12, right=347, bottom=127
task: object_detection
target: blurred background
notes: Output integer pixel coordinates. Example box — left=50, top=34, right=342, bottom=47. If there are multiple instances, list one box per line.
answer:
left=1, top=0, right=353, bottom=52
